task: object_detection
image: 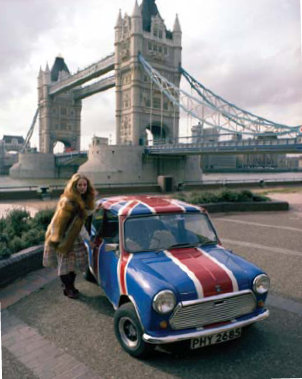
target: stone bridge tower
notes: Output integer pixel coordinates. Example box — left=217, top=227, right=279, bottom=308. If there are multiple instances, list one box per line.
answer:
left=115, top=0, right=182, bottom=145
left=37, top=56, right=82, bottom=153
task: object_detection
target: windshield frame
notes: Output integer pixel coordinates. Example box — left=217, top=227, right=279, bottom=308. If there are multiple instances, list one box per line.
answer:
left=123, top=212, right=219, bottom=254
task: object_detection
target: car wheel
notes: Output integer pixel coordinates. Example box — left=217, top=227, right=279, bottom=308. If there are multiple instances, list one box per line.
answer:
left=83, top=267, right=96, bottom=283
left=114, top=303, right=155, bottom=358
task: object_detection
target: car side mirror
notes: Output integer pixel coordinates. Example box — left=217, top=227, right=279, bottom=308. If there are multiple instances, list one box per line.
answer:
left=105, top=243, right=119, bottom=252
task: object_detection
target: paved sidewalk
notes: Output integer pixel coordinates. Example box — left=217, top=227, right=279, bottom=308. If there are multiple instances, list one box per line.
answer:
left=0, top=268, right=103, bottom=379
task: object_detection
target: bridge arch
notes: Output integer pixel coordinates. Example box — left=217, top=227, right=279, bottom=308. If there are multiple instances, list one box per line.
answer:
left=53, top=140, right=73, bottom=154
left=144, top=122, right=170, bottom=145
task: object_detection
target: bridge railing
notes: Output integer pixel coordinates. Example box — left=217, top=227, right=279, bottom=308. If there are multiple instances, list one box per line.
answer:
left=145, top=137, right=301, bottom=150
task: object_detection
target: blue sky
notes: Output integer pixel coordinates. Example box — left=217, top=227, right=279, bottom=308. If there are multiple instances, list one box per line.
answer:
left=0, top=0, right=301, bottom=150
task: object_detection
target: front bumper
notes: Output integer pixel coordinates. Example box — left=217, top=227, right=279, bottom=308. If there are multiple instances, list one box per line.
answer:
left=143, top=309, right=269, bottom=344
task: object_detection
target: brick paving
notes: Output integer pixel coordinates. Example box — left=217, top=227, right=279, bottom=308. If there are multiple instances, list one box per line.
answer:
left=0, top=267, right=103, bottom=379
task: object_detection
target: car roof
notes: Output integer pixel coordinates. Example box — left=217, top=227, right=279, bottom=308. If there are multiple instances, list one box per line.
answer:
left=96, top=195, right=203, bottom=217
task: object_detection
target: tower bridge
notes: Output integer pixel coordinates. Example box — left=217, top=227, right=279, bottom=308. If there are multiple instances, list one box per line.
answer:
left=9, top=0, right=302, bottom=186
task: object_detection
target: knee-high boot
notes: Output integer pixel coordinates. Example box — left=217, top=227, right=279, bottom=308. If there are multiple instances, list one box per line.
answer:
left=69, top=272, right=79, bottom=294
left=60, top=274, right=78, bottom=299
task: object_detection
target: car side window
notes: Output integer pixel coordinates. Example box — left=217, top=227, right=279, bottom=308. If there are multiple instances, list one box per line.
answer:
left=92, top=207, right=104, bottom=237
left=102, top=211, right=119, bottom=243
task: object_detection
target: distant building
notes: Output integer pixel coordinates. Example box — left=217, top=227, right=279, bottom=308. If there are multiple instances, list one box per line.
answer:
left=192, top=124, right=237, bottom=170
left=2, top=135, right=25, bottom=152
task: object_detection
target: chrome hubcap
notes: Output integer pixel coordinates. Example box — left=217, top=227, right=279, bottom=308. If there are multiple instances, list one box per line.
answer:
left=119, top=317, right=139, bottom=348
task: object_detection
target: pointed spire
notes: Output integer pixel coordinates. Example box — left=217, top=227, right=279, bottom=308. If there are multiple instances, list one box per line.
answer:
left=45, top=63, right=50, bottom=72
left=173, top=13, right=181, bottom=33
left=132, top=0, right=141, bottom=18
left=39, top=66, right=43, bottom=74
left=115, top=9, right=122, bottom=27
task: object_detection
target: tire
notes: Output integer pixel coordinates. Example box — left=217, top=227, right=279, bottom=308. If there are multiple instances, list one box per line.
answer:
left=83, top=266, right=97, bottom=283
left=114, top=303, right=155, bottom=358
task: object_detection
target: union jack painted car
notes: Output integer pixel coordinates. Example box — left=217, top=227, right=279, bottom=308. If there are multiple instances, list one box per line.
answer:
left=85, top=195, right=270, bottom=357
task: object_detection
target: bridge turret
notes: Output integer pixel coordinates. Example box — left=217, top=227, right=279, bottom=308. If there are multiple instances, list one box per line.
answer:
left=44, top=63, right=51, bottom=85
left=115, top=9, right=123, bottom=42
left=173, top=14, right=182, bottom=68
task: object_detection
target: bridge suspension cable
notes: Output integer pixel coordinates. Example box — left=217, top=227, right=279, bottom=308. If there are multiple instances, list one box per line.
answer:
left=180, top=67, right=301, bottom=133
left=138, top=53, right=301, bottom=138
left=21, top=107, right=40, bottom=153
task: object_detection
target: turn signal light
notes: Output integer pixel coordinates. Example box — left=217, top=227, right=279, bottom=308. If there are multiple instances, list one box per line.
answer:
left=159, top=321, right=168, bottom=329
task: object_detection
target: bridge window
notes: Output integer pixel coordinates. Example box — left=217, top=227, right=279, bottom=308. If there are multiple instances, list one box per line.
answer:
left=163, top=100, right=169, bottom=110
left=153, top=44, right=158, bottom=52
left=61, top=107, right=67, bottom=115
left=52, top=108, right=56, bottom=114
left=153, top=97, right=161, bottom=109
left=164, top=46, right=168, bottom=55
left=61, top=122, right=66, bottom=130
left=158, top=45, right=162, bottom=53
left=70, top=110, right=74, bottom=116
left=148, top=42, right=152, bottom=51
left=153, top=27, right=158, bottom=37
left=159, top=30, right=163, bottom=39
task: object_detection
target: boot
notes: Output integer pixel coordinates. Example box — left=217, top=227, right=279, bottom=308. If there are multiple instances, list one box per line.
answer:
left=60, top=274, right=79, bottom=299
left=69, top=272, right=79, bottom=294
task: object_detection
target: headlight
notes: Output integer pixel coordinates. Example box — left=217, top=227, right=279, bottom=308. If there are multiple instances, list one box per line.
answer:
left=153, top=290, right=176, bottom=314
left=253, top=274, right=270, bottom=294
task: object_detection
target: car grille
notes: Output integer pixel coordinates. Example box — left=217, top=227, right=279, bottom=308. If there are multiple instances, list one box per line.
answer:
left=170, top=291, right=256, bottom=330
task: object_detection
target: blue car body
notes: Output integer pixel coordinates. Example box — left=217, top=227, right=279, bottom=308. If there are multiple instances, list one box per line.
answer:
left=86, top=195, right=269, bottom=348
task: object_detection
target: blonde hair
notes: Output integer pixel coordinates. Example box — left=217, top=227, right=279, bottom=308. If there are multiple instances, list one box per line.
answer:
left=63, top=173, right=95, bottom=209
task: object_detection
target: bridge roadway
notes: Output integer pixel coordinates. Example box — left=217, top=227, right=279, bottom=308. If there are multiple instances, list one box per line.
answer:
left=54, top=137, right=302, bottom=166
left=146, top=137, right=302, bottom=155
left=1, top=193, right=302, bottom=379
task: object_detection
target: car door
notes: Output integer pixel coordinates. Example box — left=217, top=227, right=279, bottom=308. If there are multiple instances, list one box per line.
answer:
left=93, top=209, right=121, bottom=305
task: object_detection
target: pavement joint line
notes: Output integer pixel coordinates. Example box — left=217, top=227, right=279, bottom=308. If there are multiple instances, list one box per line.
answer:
left=0, top=266, right=57, bottom=309
left=266, top=294, right=302, bottom=316
left=1, top=309, right=103, bottom=379
left=222, top=238, right=302, bottom=257
left=215, top=217, right=302, bottom=232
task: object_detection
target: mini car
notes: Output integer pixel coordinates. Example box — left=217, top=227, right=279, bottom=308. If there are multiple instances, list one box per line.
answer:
left=85, top=195, right=269, bottom=358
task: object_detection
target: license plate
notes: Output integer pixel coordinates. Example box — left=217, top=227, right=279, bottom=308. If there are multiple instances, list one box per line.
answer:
left=190, top=328, right=242, bottom=350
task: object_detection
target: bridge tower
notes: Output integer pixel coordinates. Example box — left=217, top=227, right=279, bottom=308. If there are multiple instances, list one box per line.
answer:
left=115, top=0, right=181, bottom=145
left=37, top=56, right=82, bottom=153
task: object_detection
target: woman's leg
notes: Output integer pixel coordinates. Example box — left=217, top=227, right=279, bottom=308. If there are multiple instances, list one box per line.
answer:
left=68, top=272, right=79, bottom=294
left=57, top=252, right=78, bottom=299
left=60, top=274, right=79, bottom=299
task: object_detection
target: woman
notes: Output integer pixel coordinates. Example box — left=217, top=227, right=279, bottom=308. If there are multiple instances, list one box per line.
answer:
left=43, top=173, right=96, bottom=299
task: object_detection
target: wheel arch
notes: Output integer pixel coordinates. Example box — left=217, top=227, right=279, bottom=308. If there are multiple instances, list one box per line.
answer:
left=118, top=295, right=145, bottom=332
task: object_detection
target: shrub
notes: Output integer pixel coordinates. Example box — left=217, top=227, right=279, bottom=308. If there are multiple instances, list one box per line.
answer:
left=31, top=209, right=54, bottom=229
left=0, top=242, right=10, bottom=259
left=0, top=208, right=53, bottom=260
left=5, top=209, right=31, bottom=237
left=174, top=189, right=270, bottom=205
left=8, top=237, right=24, bottom=254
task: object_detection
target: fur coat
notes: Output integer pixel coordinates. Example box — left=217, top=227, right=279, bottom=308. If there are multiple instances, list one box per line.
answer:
left=45, top=193, right=92, bottom=255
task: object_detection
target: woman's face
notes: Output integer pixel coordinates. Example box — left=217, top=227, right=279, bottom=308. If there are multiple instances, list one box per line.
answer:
left=76, top=178, right=88, bottom=195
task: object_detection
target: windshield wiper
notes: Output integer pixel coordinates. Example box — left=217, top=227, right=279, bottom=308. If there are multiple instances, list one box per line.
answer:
left=200, top=240, right=217, bottom=247
left=168, top=242, right=199, bottom=249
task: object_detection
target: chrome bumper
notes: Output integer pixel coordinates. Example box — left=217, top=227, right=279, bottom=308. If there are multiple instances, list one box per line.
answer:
left=143, top=309, right=269, bottom=344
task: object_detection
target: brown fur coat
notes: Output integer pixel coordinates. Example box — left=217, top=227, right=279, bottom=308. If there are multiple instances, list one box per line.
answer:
left=45, top=192, right=93, bottom=255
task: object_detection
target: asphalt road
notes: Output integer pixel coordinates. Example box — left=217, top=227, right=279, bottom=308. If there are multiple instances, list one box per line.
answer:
left=2, top=203, right=302, bottom=379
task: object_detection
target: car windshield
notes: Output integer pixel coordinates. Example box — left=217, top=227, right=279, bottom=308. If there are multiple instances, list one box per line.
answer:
left=124, top=213, right=218, bottom=253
